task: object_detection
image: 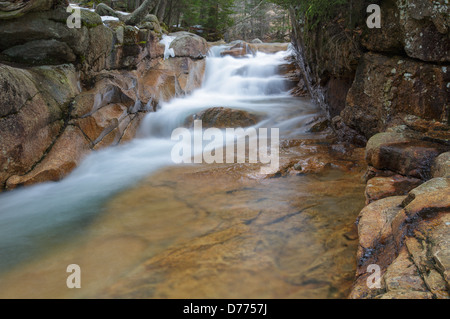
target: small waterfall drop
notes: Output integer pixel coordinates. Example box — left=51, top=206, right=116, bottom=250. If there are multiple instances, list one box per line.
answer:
left=0, top=45, right=317, bottom=271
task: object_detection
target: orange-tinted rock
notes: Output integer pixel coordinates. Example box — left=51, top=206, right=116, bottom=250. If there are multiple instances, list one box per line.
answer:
left=357, top=196, right=406, bottom=250
left=382, top=247, right=428, bottom=292
left=365, top=175, right=422, bottom=204
left=74, top=104, right=128, bottom=144
left=137, top=57, right=206, bottom=105
left=6, top=126, right=91, bottom=189
left=352, top=176, right=450, bottom=299
left=402, top=178, right=450, bottom=219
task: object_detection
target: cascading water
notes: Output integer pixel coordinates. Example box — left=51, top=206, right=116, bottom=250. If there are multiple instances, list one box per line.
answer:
left=0, top=46, right=320, bottom=273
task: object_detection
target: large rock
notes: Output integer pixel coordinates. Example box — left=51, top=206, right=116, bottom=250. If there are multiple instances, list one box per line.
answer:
left=169, top=32, right=208, bottom=58
left=365, top=130, right=448, bottom=179
left=357, top=196, right=406, bottom=251
left=137, top=56, right=206, bottom=105
left=351, top=177, right=450, bottom=299
left=0, top=0, right=67, bottom=20
left=397, top=0, right=450, bottom=62
left=0, top=7, right=112, bottom=70
left=6, top=126, right=91, bottom=189
left=362, top=0, right=450, bottom=62
left=0, top=64, right=80, bottom=188
left=361, top=0, right=404, bottom=54
left=343, top=53, right=449, bottom=139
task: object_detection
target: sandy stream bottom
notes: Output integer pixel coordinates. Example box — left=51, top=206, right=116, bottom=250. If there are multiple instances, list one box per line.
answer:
left=0, top=137, right=367, bottom=299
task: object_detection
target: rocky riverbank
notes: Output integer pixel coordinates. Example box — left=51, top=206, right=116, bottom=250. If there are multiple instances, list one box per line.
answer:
left=289, top=0, right=449, bottom=298
left=0, top=1, right=208, bottom=190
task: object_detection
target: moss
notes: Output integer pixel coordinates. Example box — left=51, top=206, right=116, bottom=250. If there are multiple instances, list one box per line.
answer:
left=80, top=9, right=103, bottom=28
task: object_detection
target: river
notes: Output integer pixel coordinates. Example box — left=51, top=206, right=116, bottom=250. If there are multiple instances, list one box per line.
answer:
left=0, top=46, right=366, bottom=298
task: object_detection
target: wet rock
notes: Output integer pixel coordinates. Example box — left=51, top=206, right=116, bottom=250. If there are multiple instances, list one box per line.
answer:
left=221, top=42, right=254, bottom=58
left=137, top=57, right=206, bottom=104
left=366, top=131, right=448, bottom=179
left=352, top=175, right=450, bottom=299
left=278, top=55, right=303, bottom=93
left=362, top=166, right=397, bottom=183
left=188, top=107, right=263, bottom=129
left=292, top=156, right=333, bottom=174
left=342, top=53, right=449, bottom=139
left=249, top=43, right=290, bottom=54
left=357, top=196, right=406, bottom=251
left=306, top=117, right=330, bottom=133
left=365, top=175, right=422, bottom=204
left=251, top=38, right=263, bottom=44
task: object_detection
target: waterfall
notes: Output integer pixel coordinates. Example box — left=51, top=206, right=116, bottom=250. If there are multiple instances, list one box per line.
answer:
left=0, top=46, right=318, bottom=271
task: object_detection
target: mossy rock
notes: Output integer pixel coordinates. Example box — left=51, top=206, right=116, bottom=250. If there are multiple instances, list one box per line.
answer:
left=80, top=8, right=102, bottom=28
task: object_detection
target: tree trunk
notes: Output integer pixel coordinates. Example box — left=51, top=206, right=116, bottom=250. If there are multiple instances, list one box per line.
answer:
left=156, top=0, right=166, bottom=22
left=124, top=0, right=157, bottom=25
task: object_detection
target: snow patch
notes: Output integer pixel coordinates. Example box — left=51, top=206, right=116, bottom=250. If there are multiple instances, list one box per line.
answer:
left=160, top=34, right=176, bottom=60
left=101, top=16, right=120, bottom=22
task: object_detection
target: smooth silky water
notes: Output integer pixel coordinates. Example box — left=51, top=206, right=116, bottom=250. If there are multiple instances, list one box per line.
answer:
left=0, top=47, right=366, bottom=298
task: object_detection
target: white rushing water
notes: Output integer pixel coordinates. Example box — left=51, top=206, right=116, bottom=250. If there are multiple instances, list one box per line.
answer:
left=0, top=46, right=319, bottom=271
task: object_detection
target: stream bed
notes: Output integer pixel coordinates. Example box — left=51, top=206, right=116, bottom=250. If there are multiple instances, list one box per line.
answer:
left=0, top=47, right=366, bottom=298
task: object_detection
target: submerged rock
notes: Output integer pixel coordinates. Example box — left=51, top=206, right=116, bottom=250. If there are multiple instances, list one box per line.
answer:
left=187, top=107, right=263, bottom=129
